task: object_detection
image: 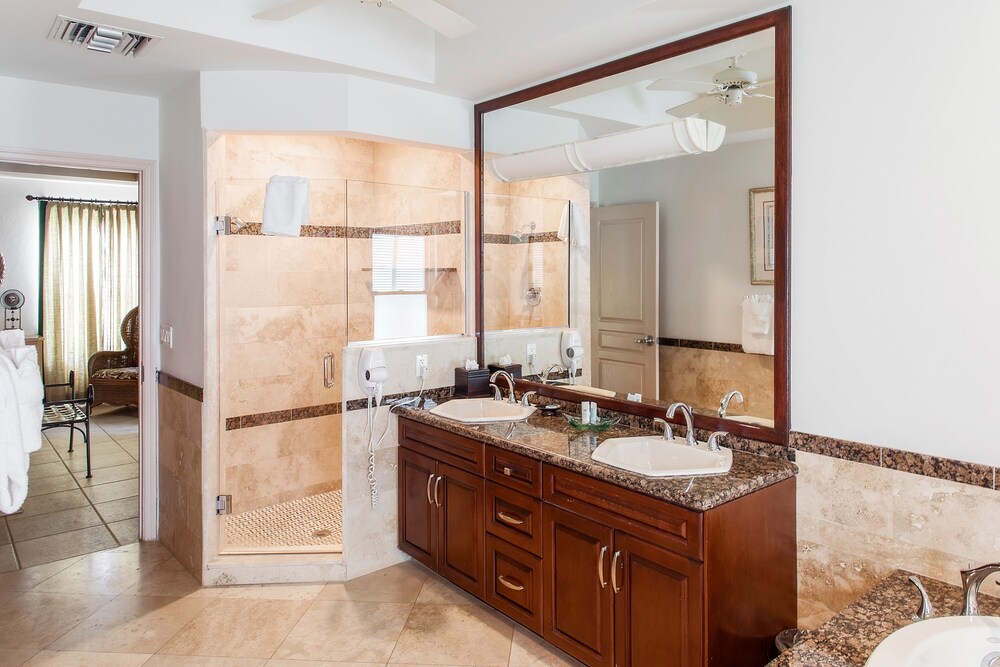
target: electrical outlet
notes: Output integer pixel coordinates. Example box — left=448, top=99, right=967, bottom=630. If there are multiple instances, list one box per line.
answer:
left=526, top=343, right=537, bottom=356
left=160, top=325, right=173, bottom=349
left=415, top=354, right=428, bottom=377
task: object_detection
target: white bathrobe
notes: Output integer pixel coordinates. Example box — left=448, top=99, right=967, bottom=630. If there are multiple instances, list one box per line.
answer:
left=0, top=341, right=44, bottom=514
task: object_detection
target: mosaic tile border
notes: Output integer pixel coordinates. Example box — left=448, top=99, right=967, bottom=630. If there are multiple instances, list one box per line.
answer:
left=791, top=431, right=997, bottom=490
left=344, top=385, right=455, bottom=412
left=156, top=371, right=203, bottom=403
left=225, top=402, right=342, bottom=431
left=228, top=219, right=461, bottom=238
left=658, top=337, right=746, bottom=354
left=483, top=231, right=564, bottom=245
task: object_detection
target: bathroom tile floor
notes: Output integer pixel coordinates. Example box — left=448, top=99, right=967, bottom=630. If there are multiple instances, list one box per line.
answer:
left=0, top=542, right=585, bottom=667
left=1, top=406, right=140, bottom=571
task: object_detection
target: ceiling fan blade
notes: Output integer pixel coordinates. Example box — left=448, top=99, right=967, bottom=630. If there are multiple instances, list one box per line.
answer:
left=647, top=78, right=717, bottom=93
left=391, top=0, right=477, bottom=38
left=252, top=0, right=328, bottom=21
left=664, top=94, right=719, bottom=119
left=746, top=92, right=775, bottom=100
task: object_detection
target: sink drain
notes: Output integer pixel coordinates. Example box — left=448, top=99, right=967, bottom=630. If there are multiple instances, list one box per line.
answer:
left=312, top=529, right=333, bottom=538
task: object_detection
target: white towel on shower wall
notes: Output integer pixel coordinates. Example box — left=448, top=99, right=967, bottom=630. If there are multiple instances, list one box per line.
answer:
left=557, top=201, right=588, bottom=248
left=262, top=175, right=310, bottom=237
left=741, top=295, right=774, bottom=356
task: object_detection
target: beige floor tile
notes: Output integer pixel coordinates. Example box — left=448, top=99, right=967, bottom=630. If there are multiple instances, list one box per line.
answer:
left=0, top=592, right=114, bottom=649
left=29, top=449, right=61, bottom=464
left=267, top=661, right=390, bottom=667
left=0, top=648, right=39, bottom=666
left=17, top=490, right=90, bottom=518
left=27, top=462, right=70, bottom=481
left=0, top=521, right=10, bottom=546
left=7, top=507, right=104, bottom=542
left=414, top=576, right=479, bottom=605
left=217, top=584, right=324, bottom=600
left=26, top=475, right=78, bottom=497
left=318, top=561, right=428, bottom=603
left=122, top=559, right=222, bottom=598
left=120, top=441, right=140, bottom=461
left=15, top=526, right=118, bottom=568
left=159, top=598, right=312, bottom=659
left=108, top=519, right=139, bottom=545
left=0, top=545, right=18, bottom=573
left=23, top=651, right=152, bottom=666
left=50, top=595, right=214, bottom=654
left=0, top=556, right=83, bottom=592
left=105, top=540, right=173, bottom=565
left=82, top=479, right=141, bottom=505
left=144, top=657, right=266, bottom=667
left=508, top=626, right=584, bottom=667
left=389, top=603, right=514, bottom=666
left=272, top=601, right=411, bottom=663
left=75, top=464, right=139, bottom=487
left=34, top=549, right=160, bottom=595
left=94, top=496, right=139, bottom=523
left=64, top=451, right=135, bottom=474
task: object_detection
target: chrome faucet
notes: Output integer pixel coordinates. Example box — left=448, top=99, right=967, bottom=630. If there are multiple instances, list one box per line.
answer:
left=907, top=575, right=936, bottom=621
left=520, top=390, right=537, bottom=407
left=489, top=370, right=517, bottom=404
left=540, top=363, right=565, bottom=384
left=719, top=390, right=744, bottom=418
left=652, top=417, right=674, bottom=441
left=666, top=402, right=697, bottom=446
left=960, top=562, right=1000, bottom=615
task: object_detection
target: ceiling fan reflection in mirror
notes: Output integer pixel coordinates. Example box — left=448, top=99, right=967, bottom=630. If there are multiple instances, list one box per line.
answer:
left=253, top=0, right=477, bottom=38
left=650, top=54, right=774, bottom=117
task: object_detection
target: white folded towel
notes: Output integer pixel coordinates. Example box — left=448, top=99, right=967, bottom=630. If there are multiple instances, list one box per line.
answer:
left=557, top=201, right=588, bottom=248
left=262, top=175, right=310, bottom=237
left=0, top=329, right=25, bottom=351
left=741, top=295, right=774, bottom=356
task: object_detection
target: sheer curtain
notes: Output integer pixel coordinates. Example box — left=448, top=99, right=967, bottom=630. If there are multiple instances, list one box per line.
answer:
left=42, top=202, right=139, bottom=393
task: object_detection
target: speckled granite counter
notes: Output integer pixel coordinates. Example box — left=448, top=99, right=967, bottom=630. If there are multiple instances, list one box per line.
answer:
left=768, top=570, right=1000, bottom=666
left=397, top=404, right=797, bottom=512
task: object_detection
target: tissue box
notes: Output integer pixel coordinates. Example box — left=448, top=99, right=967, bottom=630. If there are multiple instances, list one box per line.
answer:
left=454, top=368, right=491, bottom=398
left=487, top=363, right=522, bottom=379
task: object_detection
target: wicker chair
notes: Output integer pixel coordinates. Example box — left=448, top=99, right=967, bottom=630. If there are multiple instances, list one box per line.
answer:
left=88, top=306, right=139, bottom=407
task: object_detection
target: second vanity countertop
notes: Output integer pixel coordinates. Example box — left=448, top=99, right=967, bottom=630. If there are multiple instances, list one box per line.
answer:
left=397, top=403, right=797, bottom=512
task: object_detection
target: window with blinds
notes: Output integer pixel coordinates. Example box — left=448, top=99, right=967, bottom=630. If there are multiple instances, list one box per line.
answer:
left=371, top=234, right=426, bottom=293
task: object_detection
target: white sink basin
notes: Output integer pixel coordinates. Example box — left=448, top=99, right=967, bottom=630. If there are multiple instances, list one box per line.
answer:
left=429, top=398, right=536, bottom=424
left=727, top=415, right=775, bottom=427
left=591, top=436, right=732, bottom=477
left=866, top=615, right=1000, bottom=665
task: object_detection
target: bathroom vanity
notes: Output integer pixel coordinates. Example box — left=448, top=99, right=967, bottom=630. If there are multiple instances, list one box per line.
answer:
left=396, top=410, right=798, bottom=667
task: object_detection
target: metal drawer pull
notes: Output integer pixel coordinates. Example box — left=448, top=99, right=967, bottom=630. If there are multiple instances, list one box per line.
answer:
left=496, top=511, right=524, bottom=526
left=426, top=474, right=435, bottom=506
left=598, top=545, right=608, bottom=589
left=498, top=575, right=525, bottom=591
left=611, top=550, right=622, bottom=594
left=433, top=475, right=443, bottom=507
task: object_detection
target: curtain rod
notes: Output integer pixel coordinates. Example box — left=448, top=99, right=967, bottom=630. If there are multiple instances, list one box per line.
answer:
left=25, top=195, right=138, bottom=205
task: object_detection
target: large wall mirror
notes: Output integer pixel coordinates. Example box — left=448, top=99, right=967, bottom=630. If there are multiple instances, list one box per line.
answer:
left=475, top=8, right=789, bottom=445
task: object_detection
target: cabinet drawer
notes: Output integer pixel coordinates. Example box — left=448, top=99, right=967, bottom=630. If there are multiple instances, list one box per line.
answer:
left=485, top=535, right=543, bottom=634
left=399, top=417, right=484, bottom=475
left=486, top=482, right=542, bottom=556
left=544, top=465, right=703, bottom=561
left=486, top=446, right=543, bottom=497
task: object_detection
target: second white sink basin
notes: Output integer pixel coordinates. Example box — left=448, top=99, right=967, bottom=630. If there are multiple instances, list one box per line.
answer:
left=865, top=615, right=1000, bottom=666
left=591, top=436, right=732, bottom=477
left=429, top=398, right=536, bottom=424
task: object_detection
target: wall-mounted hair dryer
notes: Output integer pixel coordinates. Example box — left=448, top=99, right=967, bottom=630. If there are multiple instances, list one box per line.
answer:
left=358, top=347, right=388, bottom=403
left=560, top=329, right=584, bottom=385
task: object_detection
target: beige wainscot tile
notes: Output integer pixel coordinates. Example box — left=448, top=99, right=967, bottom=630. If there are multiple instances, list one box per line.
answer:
left=272, top=600, right=411, bottom=663
left=23, top=652, right=151, bottom=666
left=318, top=561, right=428, bottom=603
left=797, top=598, right=837, bottom=631
left=796, top=538, right=894, bottom=623
left=388, top=603, right=514, bottom=666
left=508, top=626, right=585, bottom=667
left=158, top=598, right=312, bottom=659
left=49, top=595, right=214, bottom=654
left=795, top=451, right=893, bottom=535
left=0, top=592, right=114, bottom=649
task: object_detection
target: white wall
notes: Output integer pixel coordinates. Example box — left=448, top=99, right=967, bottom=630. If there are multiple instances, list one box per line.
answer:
left=597, top=138, right=774, bottom=344
left=0, top=175, right=138, bottom=336
left=158, top=77, right=205, bottom=386
left=0, top=76, right=158, bottom=160
left=790, top=0, right=1000, bottom=466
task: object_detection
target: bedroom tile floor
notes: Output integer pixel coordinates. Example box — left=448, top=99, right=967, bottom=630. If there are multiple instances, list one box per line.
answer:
left=0, top=406, right=140, bottom=571
left=0, top=545, right=583, bottom=667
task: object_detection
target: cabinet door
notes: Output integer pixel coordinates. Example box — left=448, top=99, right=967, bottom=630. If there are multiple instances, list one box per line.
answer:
left=398, top=447, right=437, bottom=569
left=543, top=505, right=615, bottom=667
left=437, top=462, right=485, bottom=598
left=613, top=532, right=703, bottom=667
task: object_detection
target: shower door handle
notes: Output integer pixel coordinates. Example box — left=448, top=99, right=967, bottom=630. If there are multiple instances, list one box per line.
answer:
left=633, top=335, right=656, bottom=346
left=323, top=353, right=335, bottom=388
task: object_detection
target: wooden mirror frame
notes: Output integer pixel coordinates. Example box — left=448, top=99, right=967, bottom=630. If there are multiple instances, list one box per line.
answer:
left=474, top=8, right=790, bottom=445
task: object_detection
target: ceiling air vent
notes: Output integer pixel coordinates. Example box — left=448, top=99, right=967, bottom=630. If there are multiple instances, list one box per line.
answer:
left=48, top=16, right=159, bottom=57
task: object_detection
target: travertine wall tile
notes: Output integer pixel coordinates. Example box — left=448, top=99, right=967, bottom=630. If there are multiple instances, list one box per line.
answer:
left=659, top=344, right=774, bottom=418
left=158, top=384, right=204, bottom=577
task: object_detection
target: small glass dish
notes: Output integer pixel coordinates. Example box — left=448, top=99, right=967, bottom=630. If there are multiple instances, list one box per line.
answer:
left=564, top=413, right=621, bottom=431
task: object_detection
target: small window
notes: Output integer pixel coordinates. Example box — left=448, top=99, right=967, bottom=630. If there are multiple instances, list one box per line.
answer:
left=372, top=234, right=425, bottom=293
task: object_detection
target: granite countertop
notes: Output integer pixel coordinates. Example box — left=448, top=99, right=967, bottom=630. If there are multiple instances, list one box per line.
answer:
left=397, top=403, right=797, bottom=512
left=768, top=570, right=1000, bottom=666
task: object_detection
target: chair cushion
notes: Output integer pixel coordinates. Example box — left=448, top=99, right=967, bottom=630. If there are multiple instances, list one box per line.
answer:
left=92, top=367, right=139, bottom=381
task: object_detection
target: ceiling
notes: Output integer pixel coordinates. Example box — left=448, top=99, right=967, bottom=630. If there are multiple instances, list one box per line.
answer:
left=0, top=0, right=782, bottom=101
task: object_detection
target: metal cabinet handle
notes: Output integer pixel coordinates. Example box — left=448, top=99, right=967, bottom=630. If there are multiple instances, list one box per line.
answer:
left=426, top=473, right=435, bottom=506
left=611, top=550, right=622, bottom=594
left=433, top=475, right=443, bottom=507
left=598, top=545, right=608, bottom=589
left=496, top=511, right=524, bottom=526
left=323, top=352, right=335, bottom=388
left=633, top=335, right=656, bottom=346
left=498, top=575, right=525, bottom=591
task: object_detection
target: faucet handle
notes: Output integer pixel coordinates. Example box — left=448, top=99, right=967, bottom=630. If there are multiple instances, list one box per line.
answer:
left=520, top=390, right=537, bottom=407
left=908, top=575, right=936, bottom=621
left=653, top=417, right=674, bottom=441
left=707, top=431, right=727, bottom=451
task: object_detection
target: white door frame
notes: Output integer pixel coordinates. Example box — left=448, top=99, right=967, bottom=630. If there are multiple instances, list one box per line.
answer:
left=0, top=146, right=159, bottom=540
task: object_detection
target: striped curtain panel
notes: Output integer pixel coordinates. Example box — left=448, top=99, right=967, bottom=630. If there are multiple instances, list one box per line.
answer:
left=42, top=202, right=139, bottom=394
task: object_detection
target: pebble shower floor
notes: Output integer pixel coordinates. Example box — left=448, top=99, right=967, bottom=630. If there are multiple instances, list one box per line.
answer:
left=223, top=489, right=343, bottom=551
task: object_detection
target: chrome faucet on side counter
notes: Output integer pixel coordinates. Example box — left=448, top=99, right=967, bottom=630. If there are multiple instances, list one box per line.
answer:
left=489, top=370, right=516, bottom=404
left=719, top=390, right=744, bottom=418
left=540, top=363, right=565, bottom=384
left=666, top=402, right=697, bottom=447
left=960, top=562, right=1000, bottom=616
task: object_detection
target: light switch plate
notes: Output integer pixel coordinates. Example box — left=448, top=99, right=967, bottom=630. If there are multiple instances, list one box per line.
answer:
left=160, top=325, right=173, bottom=349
